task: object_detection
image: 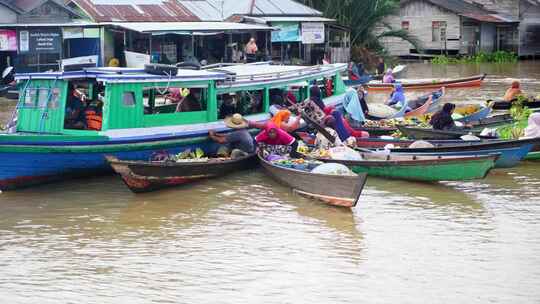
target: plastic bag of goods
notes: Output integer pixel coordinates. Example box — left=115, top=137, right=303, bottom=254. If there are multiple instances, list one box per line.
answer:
left=329, top=146, right=363, bottom=161
left=311, top=163, right=356, bottom=176
left=460, top=133, right=481, bottom=141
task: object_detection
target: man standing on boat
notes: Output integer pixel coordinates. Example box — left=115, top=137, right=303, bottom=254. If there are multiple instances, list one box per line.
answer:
left=209, top=114, right=255, bottom=158
left=245, top=38, right=258, bottom=63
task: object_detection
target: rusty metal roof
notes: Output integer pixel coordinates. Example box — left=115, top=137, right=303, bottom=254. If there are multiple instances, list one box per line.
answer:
left=179, top=0, right=322, bottom=21
left=70, top=0, right=200, bottom=22
left=404, top=0, right=519, bottom=23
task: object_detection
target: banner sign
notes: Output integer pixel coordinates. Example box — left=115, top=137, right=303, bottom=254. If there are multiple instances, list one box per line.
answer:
left=271, top=22, right=301, bottom=42
left=0, top=30, right=17, bottom=51
left=19, top=29, right=61, bottom=53
left=302, top=22, right=325, bottom=44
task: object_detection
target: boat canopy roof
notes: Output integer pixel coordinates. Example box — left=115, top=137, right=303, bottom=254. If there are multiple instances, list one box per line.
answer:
left=15, top=67, right=228, bottom=83
left=14, top=63, right=347, bottom=85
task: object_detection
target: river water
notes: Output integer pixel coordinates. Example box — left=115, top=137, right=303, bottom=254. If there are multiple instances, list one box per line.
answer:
left=0, top=62, right=539, bottom=303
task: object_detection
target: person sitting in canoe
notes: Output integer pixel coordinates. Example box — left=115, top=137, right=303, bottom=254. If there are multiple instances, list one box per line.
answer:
left=316, top=111, right=357, bottom=149
left=503, top=80, right=523, bottom=102
left=430, top=103, right=458, bottom=130
left=523, top=113, right=540, bottom=138
left=208, top=113, right=255, bottom=158
left=385, top=83, right=410, bottom=111
left=255, top=122, right=301, bottom=157
left=270, top=109, right=301, bottom=133
left=382, top=68, right=395, bottom=83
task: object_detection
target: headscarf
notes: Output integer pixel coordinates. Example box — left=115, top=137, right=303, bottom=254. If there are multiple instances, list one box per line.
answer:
left=524, top=113, right=540, bottom=138
left=388, top=83, right=406, bottom=108
left=331, top=111, right=352, bottom=142
left=271, top=110, right=291, bottom=128
left=343, top=88, right=366, bottom=123
left=383, top=68, right=394, bottom=83
left=255, top=122, right=295, bottom=145
left=430, top=103, right=456, bottom=130
left=309, top=85, right=325, bottom=110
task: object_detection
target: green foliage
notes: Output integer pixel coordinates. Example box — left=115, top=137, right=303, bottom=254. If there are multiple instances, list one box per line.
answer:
left=497, top=96, right=533, bottom=139
left=432, top=51, right=518, bottom=65
left=298, top=0, right=422, bottom=53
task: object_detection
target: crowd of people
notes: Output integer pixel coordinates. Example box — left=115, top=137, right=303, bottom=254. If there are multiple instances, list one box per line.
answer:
left=208, top=84, right=371, bottom=159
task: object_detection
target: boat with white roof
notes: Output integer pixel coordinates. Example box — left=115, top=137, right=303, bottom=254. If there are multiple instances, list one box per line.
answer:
left=0, top=62, right=348, bottom=190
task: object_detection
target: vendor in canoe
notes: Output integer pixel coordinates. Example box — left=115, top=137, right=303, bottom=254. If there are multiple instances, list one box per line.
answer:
left=249, top=109, right=301, bottom=133
left=385, top=83, right=410, bottom=111
left=503, top=80, right=523, bottom=102
left=208, top=113, right=255, bottom=158
left=430, top=103, right=458, bottom=130
left=382, top=68, right=395, bottom=83
left=316, top=111, right=358, bottom=149
left=255, top=122, right=301, bottom=157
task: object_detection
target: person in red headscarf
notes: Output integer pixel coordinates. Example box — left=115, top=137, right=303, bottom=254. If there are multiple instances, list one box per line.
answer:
left=503, top=81, right=523, bottom=102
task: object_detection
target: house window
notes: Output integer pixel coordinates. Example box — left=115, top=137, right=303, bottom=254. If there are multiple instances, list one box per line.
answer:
left=123, top=92, right=136, bottom=107
left=401, top=21, right=410, bottom=31
left=432, top=21, right=447, bottom=42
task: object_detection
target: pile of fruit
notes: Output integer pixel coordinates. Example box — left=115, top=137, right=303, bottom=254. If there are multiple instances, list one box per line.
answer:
left=272, top=158, right=323, bottom=171
left=454, top=104, right=480, bottom=116
left=172, top=148, right=209, bottom=162
left=363, top=119, right=401, bottom=128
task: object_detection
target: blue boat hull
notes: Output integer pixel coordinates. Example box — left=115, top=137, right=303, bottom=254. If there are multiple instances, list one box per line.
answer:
left=392, top=145, right=533, bottom=168
left=0, top=140, right=220, bottom=190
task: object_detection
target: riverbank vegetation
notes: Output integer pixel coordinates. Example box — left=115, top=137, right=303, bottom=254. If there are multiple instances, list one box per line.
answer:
left=432, top=51, right=519, bottom=64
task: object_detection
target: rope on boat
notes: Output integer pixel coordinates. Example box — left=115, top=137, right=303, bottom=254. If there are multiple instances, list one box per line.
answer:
left=154, top=71, right=173, bottom=95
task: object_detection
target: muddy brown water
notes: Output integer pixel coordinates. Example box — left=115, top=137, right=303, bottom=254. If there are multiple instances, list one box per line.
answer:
left=0, top=62, right=539, bottom=303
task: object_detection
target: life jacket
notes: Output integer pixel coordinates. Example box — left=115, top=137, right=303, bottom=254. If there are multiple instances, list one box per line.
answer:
left=85, top=110, right=102, bottom=130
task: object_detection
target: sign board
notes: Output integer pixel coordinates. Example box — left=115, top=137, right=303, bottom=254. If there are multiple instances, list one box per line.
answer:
left=0, top=30, right=17, bottom=51
left=63, top=27, right=83, bottom=39
left=271, top=22, right=301, bottom=42
left=301, top=22, right=325, bottom=44
left=19, top=29, right=61, bottom=53
left=61, top=55, right=98, bottom=71
left=125, top=50, right=150, bottom=68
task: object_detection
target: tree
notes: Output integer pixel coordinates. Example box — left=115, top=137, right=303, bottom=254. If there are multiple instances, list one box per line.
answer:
left=299, top=0, right=421, bottom=53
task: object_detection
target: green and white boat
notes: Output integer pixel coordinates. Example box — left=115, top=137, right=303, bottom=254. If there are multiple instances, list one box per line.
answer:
left=0, top=63, right=348, bottom=190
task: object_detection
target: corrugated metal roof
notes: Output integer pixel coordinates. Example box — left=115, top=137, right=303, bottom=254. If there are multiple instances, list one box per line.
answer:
left=106, top=21, right=273, bottom=33
left=261, top=16, right=334, bottom=22
left=70, top=0, right=200, bottom=22
left=0, top=0, right=82, bottom=16
left=410, top=0, right=519, bottom=23
left=179, top=0, right=322, bottom=21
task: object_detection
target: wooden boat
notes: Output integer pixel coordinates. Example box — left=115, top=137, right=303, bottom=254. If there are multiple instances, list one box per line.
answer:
left=368, top=65, right=408, bottom=81
left=366, top=74, right=486, bottom=92
left=396, top=125, right=497, bottom=140
left=366, top=89, right=443, bottom=120
left=0, top=63, right=349, bottom=190
left=492, top=99, right=540, bottom=110
left=106, top=154, right=256, bottom=193
left=455, top=104, right=493, bottom=124
left=317, top=153, right=497, bottom=182
left=257, top=154, right=367, bottom=208
left=387, top=138, right=537, bottom=168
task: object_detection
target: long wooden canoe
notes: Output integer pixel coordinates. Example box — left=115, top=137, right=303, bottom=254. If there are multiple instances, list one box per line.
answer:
left=386, top=138, right=538, bottom=168
left=492, top=99, right=540, bottom=110
left=317, top=153, right=497, bottom=182
left=258, top=154, right=367, bottom=208
left=366, top=74, right=486, bottom=92
left=367, top=89, right=443, bottom=120
left=396, top=125, right=497, bottom=140
left=106, top=154, right=257, bottom=193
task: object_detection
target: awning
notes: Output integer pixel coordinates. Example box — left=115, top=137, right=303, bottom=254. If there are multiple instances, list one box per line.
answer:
left=261, top=16, right=335, bottom=23
left=105, top=22, right=274, bottom=34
